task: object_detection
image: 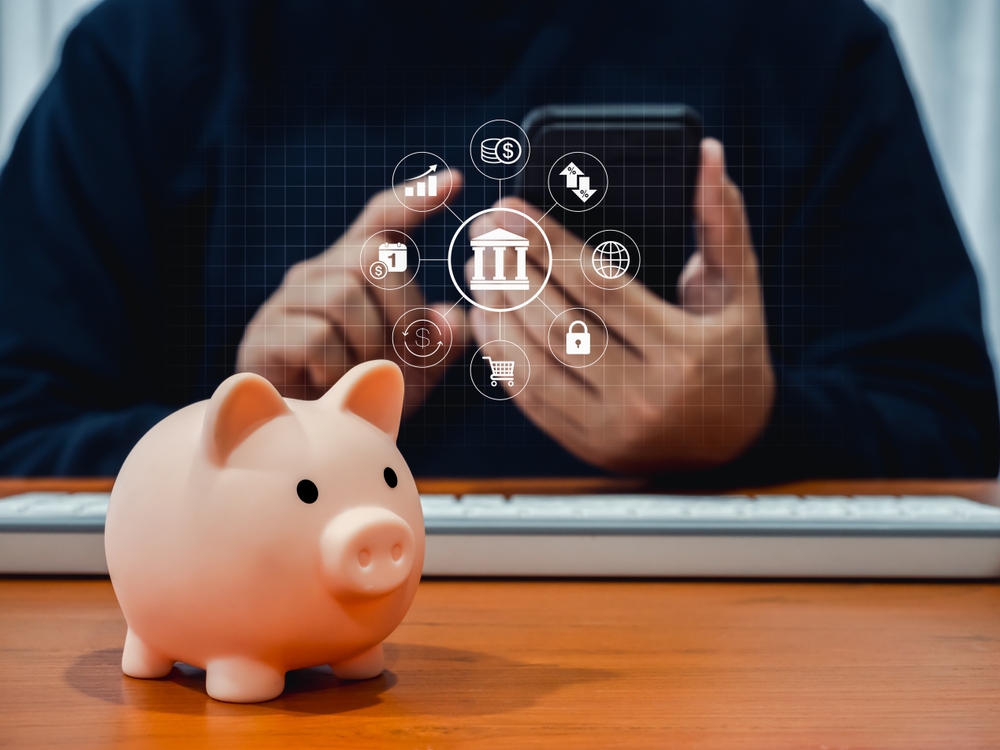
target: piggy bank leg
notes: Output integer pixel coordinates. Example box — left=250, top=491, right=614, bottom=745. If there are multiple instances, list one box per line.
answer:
left=121, top=628, right=174, bottom=679
left=205, top=657, right=285, bottom=703
left=331, top=643, right=385, bottom=680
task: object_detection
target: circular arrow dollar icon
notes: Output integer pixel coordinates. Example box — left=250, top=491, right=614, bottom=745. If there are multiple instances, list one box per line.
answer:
left=403, top=318, right=445, bottom=359
left=392, top=307, right=452, bottom=369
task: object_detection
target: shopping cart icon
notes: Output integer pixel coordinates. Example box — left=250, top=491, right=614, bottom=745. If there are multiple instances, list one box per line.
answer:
left=482, top=356, right=515, bottom=387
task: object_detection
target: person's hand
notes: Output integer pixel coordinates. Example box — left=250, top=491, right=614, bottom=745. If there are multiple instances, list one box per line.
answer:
left=236, top=171, right=467, bottom=413
left=467, top=139, right=774, bottom=473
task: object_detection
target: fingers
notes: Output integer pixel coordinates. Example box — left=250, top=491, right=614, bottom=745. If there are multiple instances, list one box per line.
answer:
left=350, top=167, right=464, bottom=335
left=287, top=265, right=466, bottom=410
left=680, top=138, right=761, bottom=314
left=399, top=301, right=469, bottom=412
left=433, top=301, right=470, bottom=349
left=342, top=169, right=463, bottom=248
left=465, top=197, right=683, bottom=339
left=312, top=167, right=464, bottom=356
left=241, top=170, right=468, bottom=403
left=463, top=232, right=652, bottom=436
left=693, top=138, right=746, bottom=270
left=274, top=263, right=387, bottom=365
left=475, top=255, right=640, bottom=373
left=236, top=309, right=352, bottom=400
left=283, top=170, right=467, bottom=403
left=468, top=306, right=590, bottom=437
left=328, top=168, right=464, bottom=337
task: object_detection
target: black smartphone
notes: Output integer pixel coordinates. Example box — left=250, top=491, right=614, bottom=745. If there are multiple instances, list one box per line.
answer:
left=514, top=104, right=702, bottom=301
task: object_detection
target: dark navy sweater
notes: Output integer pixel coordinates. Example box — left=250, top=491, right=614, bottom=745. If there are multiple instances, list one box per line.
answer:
left=0, top=0, right=996, bottom=481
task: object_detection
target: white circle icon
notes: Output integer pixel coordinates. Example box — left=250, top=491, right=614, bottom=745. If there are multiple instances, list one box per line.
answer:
left=391, top=152, right=452, bottom=212
left=469, top=340, right=530, bottom=401
left=581, top=230, right=641, bottom=290
left=546, top=151, right=608, bottom=213
left=447, top=207, right=552, bottom=313
left=470, top=119, right=530, bottom=181
left=391, top=307, right=453, bottom=369
left=482, top=137, right=521, bottom=165
left=547, top=308, right=609, bottom=369
left=592, top=240, right=631, bottom=280
left=360, top=230, right=420, bottom=290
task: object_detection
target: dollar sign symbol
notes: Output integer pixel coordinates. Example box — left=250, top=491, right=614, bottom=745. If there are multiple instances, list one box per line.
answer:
left=416, top=327, right=431, bottom=348
left=502, top=140, right=514, bottom=161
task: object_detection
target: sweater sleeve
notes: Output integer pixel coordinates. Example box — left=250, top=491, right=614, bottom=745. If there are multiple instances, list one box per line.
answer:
left=0, top=3, right=178, bottom=475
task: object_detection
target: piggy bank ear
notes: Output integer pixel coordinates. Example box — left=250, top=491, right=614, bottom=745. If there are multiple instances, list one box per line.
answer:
left=321, top=360, right=404, bottom=439
left=203, top=373, right=291, bottom=465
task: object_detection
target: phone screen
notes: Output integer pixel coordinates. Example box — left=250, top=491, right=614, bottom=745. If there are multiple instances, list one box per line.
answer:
left=514, top=105, right=702, bottom=301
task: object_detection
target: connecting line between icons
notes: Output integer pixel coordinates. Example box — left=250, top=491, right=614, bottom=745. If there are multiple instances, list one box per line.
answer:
left=539, top=203, right=557, bottom=221
left=441, top=298, right=464, bottom=318
left=444, top=204, right=463, bottom=223
left=538, top=298, right=557, bottom=317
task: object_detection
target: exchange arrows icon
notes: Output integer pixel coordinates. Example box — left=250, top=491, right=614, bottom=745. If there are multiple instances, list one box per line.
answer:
left=559, top=162, right=581, bottom=189
left=559, top=162, right=594, bottom=202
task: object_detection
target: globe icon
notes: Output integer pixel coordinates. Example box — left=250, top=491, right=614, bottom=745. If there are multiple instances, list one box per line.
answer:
left=592, top=240, right=630, bottom=280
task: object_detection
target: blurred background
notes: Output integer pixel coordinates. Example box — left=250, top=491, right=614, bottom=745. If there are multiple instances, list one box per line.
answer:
left=1, top=0, right=997, bottom=393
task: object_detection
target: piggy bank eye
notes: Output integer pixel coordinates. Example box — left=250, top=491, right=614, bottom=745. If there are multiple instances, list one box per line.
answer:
left=383, top=467, right=398, bottom=489
left=296, top=479, right=319, bottom=504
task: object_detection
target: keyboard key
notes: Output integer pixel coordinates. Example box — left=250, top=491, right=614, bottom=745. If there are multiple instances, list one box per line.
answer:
left=6, top=490, right=1000, bottom=576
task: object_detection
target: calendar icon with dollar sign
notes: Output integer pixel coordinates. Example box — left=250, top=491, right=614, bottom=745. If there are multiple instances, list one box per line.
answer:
left=377, top=242, right=408, bottom=273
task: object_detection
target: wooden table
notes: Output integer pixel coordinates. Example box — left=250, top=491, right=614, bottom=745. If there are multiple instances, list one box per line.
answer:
left=3, top=478, right=1000, bottom=748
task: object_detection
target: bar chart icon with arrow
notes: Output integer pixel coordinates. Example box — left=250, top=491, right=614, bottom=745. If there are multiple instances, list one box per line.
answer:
left=404, top=164, right=438, bottom=197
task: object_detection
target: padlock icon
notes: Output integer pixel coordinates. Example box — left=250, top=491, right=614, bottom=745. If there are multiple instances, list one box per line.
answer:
left=566, top=320, right=590, bottom=355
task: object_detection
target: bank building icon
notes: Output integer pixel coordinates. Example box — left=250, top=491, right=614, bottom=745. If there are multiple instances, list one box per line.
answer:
left=469, top=227, right=530, bottom=291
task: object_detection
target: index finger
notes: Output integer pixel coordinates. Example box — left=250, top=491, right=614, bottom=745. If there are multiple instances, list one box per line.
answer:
left=343, top=169, right=463, bottom=249
left=480, top=197, right=686, bottom=333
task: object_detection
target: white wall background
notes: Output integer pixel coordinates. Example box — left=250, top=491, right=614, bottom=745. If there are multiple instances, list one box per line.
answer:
left=0, top=0, right=97, bottom=161
left=867, top=0, right=1000, bottom=390
left=0, top=0, right=998, bottom=393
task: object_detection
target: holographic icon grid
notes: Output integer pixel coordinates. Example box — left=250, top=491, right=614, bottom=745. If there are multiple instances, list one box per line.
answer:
left=381, top=122, right=631, bottom=398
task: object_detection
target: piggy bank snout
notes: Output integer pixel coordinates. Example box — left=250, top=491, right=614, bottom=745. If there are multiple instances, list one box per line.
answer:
left=321, top=507, right=416, bottom=600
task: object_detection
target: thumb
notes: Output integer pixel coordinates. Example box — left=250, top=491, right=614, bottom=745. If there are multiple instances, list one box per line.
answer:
left=679, top=138, right=758, bottom=313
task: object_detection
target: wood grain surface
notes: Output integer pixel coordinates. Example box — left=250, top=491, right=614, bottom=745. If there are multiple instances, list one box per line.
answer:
left=3, top=479, right=1000, bottom=748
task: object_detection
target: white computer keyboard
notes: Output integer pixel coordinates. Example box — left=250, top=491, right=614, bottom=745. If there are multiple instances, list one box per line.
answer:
left=3, top=491, right=1000, bottom=578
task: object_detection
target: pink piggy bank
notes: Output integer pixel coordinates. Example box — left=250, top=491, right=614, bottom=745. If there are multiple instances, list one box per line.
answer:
left=105, top=360, right=424, bottom=703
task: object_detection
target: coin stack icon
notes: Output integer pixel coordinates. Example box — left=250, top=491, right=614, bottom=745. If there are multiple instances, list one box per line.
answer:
left=480, top=136, right=522, bottom=165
